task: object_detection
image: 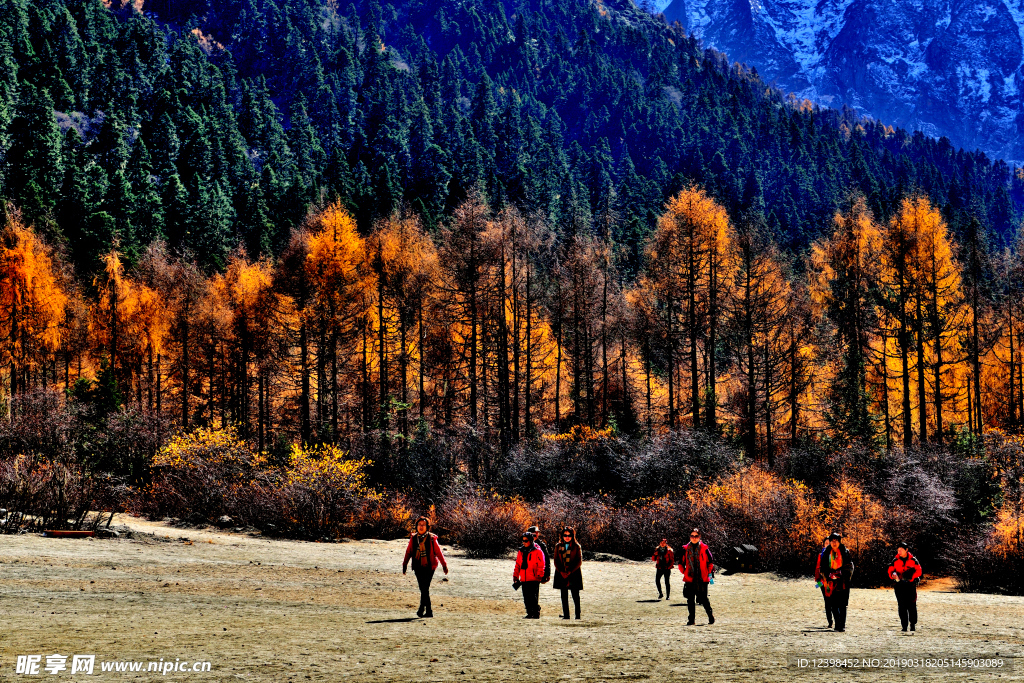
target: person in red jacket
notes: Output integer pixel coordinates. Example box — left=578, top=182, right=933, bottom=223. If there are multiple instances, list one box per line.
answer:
left=553, top=526, right=583, bottom=619
left=887, top=541, right=923, bottom=631
left=514, top=531, right=546, bottom=618
left=813, top=537, right=832, bottom=627
left=678, top=528, right=715, bottom=625
left=402, top=517, right=448, bottom=618
left=652, top=538, right=675, bottom=600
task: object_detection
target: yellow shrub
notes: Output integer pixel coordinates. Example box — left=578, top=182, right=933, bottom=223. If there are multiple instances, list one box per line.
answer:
left=544, top=425, right=615, bottom=443
left=824, top=477, right=888, bottom=556
left=988, top=494, right=1024, bottom=558
left=154, top=426, right=259, bottom=474
left=285, top=443, right=377, bottom=501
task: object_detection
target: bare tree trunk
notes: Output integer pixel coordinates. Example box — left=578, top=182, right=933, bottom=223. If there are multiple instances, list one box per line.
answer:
left=525, top=267, right=533, bottom=437
left=915, top=295, right=928, bottom=442
left=418, top=297, right=426, bottom=422
left=299, top=320, right=310, bottom=444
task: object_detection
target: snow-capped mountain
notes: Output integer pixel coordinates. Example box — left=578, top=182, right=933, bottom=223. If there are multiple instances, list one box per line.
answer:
left=660, top=0, right=1024, bottom=163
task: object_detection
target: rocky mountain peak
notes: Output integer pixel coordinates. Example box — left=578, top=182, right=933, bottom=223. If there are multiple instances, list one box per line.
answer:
left=660, top=0, right=1024, bottom=162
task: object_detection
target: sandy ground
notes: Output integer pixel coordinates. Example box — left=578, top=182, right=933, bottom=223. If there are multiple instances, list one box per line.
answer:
left=1, top=516, right=1023, bottom=682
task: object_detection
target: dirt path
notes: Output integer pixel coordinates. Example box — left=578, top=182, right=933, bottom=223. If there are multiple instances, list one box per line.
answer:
left=1, top=515, right=1022, bottom=681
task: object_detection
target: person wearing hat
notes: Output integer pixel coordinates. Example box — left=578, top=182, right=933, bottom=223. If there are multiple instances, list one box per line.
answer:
left=402, top=516, right=449, bottom=618
left=678, top=528, right=715, bottom=625
left=527, top=525, right=552, bottom=585
left=652, top=537, right=675, bottom=600
left=818, top=532, right=854, bottom=631
left=513, top=531, right=546, bottom=618
left=553, top=526, right=584, bottom=619
left=887, top=541, right=922, bottom=631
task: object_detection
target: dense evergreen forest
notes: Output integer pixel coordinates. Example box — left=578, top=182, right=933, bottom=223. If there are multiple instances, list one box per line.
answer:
left=2, top=0, right=1023, bottom=274
left=3, top=0, right=1024, bottom=587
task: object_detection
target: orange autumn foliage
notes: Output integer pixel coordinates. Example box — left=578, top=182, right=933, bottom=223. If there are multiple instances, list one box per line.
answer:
left=0, top=211, right=68, bottom=388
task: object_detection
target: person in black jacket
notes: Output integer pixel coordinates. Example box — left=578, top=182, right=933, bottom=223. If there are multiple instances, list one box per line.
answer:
left=651, top=538, right=674, bottom=600
left=813, top=537, right=831, bottom=628
left=818, top=532, right=854, bottom=632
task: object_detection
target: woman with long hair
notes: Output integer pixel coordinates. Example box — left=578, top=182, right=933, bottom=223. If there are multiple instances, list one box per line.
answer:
left=553, top=526, right=584, bottom=619
left=818, top=532, right=854, bottom=631
left=402, top=516, right=448, bottom=618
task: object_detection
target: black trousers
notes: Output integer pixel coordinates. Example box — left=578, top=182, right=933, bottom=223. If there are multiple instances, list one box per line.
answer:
left=683, top=581, right=712, bottom=622
left=820, top=587, right=831, bottom=625
left=656, top=568, right=671, bottom=598
left=560, top=588, right=580, bottom=618
left=895, top=586, right=918, bottom=629
left=824, top=596, right=847, bottom=630
left=522, top=581, right=541, bottom=617
left=414, top=568, right=434, bottom=614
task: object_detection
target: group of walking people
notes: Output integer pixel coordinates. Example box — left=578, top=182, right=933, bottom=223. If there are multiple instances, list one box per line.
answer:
left=813, top=533, right=922, bottom=632
left=402, top=519, right=921, bottom=632
left=650, top=529, right=715, bottom=624
left=513, top=525, right=583, bottom=619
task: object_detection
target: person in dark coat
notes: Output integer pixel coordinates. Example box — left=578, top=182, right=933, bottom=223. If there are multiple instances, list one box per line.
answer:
left=513, top=532, right=545, bottom=618
left=887, top=541, right=922, bottom=632
left=652, top=538, right=675, bottom=600
left=402, top=516, right=448, bottom=618
left=678, top=528, right=714, bottom=625
left=553, top=526, right=583, bottom=619
left=818, top=531, right=854, bottom=631
left=813, top=537, right=832, bottom=627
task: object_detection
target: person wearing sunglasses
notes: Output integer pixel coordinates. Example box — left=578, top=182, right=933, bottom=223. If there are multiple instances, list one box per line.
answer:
left=553, top=526, right=584, bottom=619
left=513, top=531, right=546, bottom=618
left=678, top=528, right=715, bottom=625
left=651, top=537, right=675, bottom=600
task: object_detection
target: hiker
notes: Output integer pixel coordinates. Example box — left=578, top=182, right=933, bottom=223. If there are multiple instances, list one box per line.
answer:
left=553, top=526, right=583, bottom=619
left=513, top=531, right=545, bottom=618
left=887, top=541, right=922, bottom=632
left=678, top=528, right=715, bottom=625
left=527, top=525, right=552, bottom=585
left=652, top=537, right=675, bottom=600
left=813, top=537, right=832, bottom=627
left=401, top=516, right=448, bottom=618
left=818, top=532, right=854, bottom=632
